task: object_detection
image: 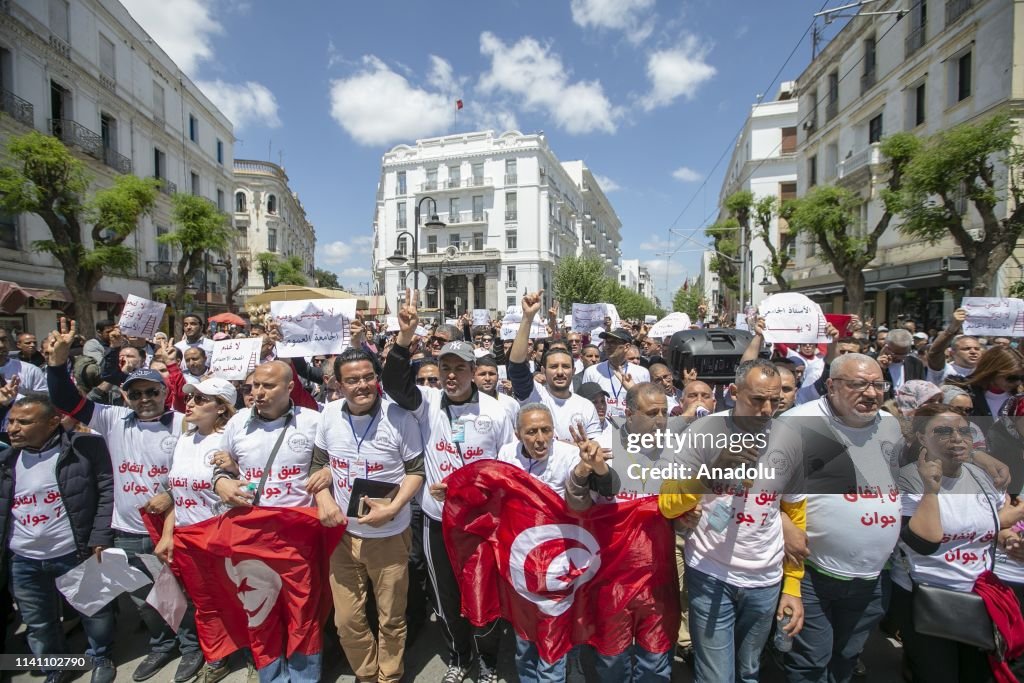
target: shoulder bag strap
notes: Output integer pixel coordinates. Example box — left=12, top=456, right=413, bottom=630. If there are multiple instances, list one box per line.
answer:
left=965, top=464, right=1001, bottom=571
left=252, top=413, right=293, bottom=506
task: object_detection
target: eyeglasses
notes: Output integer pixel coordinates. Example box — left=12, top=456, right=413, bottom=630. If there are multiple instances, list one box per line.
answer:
left=126, top=388, right=162, bottom=401
left=429, top=336, right=448, bottom=347
left=930, top=426, right=973, bottom=440
left=481, top=337, right=493, bottom=343
left=186, top=393, right=214, bottom=405
left=241, top=384, right=253, bottom=395
left=832, top=378, right=890, bottom=393
left=416, top=376, right=441, bottom=385
left=341, top=374, right=377, bottom=388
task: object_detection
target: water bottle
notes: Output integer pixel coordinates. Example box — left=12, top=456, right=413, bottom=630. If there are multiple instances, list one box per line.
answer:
left=774, top=607, right=794, bottom=653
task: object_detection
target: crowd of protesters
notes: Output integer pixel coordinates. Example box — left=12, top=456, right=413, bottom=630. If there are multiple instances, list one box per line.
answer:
left=2, top=296, right=1024, bottom=683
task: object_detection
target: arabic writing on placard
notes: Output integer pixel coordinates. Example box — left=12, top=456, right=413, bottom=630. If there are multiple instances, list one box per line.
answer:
left=500, top=317, right=548, bottom=341
left=648, top=312, right=692, bottom=340
left=571, top=303, right=618, bottom=333
left=117, top=295, right=166, bottom=338
left=209, top=338, right=262, bottom=380
left=758, top=293, right=830, bottom=344
left=962, top=297, right=1024, bottom=337
left=472, top=309, right=490, bottom=326
left=271, top=298, right=357, bottom=358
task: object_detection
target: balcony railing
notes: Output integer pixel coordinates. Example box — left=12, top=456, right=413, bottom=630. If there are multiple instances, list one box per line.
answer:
left=504, top=174, right=518, bottom=185
left=145, top=260, right=178, bottom=285
left=860, top=70, right=876, bottom=95
left=838, top=142, right=885, bottom=180
left=49, top=118, right=102, bottom=159
left=946, top=0, right=974, bottom=25
left=418, top=177, right=493, bottom=192
left=103, top=146, right=132, bottom=174
left=905, top=25, right=926, bottom=57
left=153, top=177, right=177, bottom=196
left=826, top=98, right=838, bottom=122
left=49, top=34, right=70, bottom=59
left=505, top=211, right=517, bottom=221
left=0, top=89, right=33, bottom=127
left=446, top=178, right=461, bottom=189
left=422, top=180, right=438, bottom=191
left=447, top=212, right=461, bottom=223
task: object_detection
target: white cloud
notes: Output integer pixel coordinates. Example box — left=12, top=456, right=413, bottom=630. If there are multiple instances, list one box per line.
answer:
left=592, top=173, right=621, bottom=192
left=478, top=32, right=619, bottom=135
left=351, top=235, right=374, bottom=248
left=319, top=241, right=353, bottom=265
left=196, top=80, right=281, bottom=130
left=639, top=236, right=672, bottom=251
left=570, top=0, right=656, bottom=44
left=672, top=166, right=702, bottom=182
left=642, top=37, right=716, bottom=111
left=341, top=267, right=372, bottom=278
left=329, top=56, right=456, bottom=146
left=120, top=0, right=222, bottom=75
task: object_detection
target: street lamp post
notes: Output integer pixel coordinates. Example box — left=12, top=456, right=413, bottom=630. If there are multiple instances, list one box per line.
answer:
left=750, top=265, right=771, bottom=307
left=387, top=196, right=445, bottom=300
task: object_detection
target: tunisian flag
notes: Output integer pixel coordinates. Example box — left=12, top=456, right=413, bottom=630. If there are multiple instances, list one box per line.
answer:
left=443, top=461, right=679, bottom=663
left=144, top=507, right=344, bottom=668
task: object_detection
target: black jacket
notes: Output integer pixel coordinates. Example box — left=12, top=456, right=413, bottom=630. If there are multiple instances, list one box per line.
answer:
left=0, top=429, right=115, bottom=567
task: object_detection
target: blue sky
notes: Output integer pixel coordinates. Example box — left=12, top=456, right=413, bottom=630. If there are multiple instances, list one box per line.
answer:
left=120, top=0, right=839, bottom=304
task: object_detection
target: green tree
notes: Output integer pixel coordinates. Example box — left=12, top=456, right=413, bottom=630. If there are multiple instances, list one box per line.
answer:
left=274, top=255, right=308, bottom=286
left=158, top=194, right=234, bottom=334
left=314, top=268, right=340, bottom=289
left=255, top=252, right=278, bottom=289
left=553, top=255, right=606, bottom=309
left=704, top=219, right=740, bottom=306
left=673, top=282, right=702, bottom=318
left=724, top=190, right=792, bottom=292
left=895, top=114, right=1024, bottom=296
left=601, top=279, right=663, bottom=319
left=0, top=131, right=157, bottom=335
left=787, top=133, right=916, bottom=314
left=224, top=255, right=249, bottom=314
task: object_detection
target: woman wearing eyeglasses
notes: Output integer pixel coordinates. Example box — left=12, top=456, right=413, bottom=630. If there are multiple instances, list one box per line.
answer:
left=892, top=403, right=1024, bottom=682
left=949, top=346, right=1024, bottom=417
left=154, top=378, right=238, bottom=683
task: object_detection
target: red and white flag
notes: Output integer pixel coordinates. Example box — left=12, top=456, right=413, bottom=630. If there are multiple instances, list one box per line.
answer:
left=456, top=99, right=464, bottom=110
left=144, top=507, right=345, bottom=667
left=442, top=461, right=679, bottom=663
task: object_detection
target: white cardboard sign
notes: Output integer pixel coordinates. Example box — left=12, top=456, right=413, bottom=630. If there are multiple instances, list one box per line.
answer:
left=962, top=297, right=1024, bottom=337
left=571, top=303, right=619, bottom=333
left=758, top=293, right=829, bottom=343
left=209, top=337, right=262, bottom=380
left=117, top=295, right=166, bottom=338
left=648, top=312, right=692, bottom=340
left=271, top=298, right=357, bottom=358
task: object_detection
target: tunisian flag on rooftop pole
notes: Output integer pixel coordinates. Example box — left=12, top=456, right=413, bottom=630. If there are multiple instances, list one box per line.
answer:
left=144, top=507, right=345, bottom=668
left=442, top=461, right=679, bottom=663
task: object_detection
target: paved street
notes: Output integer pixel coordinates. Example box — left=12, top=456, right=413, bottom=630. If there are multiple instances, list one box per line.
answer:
left=5, top=595, right=905, bottom=683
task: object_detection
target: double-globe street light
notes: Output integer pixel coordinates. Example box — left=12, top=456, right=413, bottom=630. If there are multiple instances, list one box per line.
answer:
left=387, top=196, right=446, bottom=302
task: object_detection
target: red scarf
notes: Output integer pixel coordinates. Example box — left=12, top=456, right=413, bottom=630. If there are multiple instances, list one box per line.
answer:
left=973, top=570, right=1024, bottom=682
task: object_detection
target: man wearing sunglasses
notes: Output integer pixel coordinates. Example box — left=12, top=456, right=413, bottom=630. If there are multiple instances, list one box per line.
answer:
left=581, top=326, right=650, bottom=420
left=415, top=360, right=441, bottom=388
left=45, top=319, right=202, bottom=683
left=425, top=324, right=459, bottom=359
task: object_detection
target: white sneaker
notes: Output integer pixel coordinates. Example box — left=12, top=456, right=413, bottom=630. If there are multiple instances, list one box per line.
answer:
left=476, top=660, right=498, bottom=683
left=441, top=664, right=468, bottom=683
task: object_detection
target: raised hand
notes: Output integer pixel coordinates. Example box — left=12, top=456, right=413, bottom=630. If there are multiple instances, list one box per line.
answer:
left=349, top=313, right=365, bottom=346
left=0, top=375, right=20, bottom=406
left=570, top=422, right=608, bottom=477
left=47, top=317, right=77, bottom=366
left=613, top=367, right=635, bottom=391
left=917, top=450, right=943, bottom=495
left=396, top=288, right=420, bottom=347
left=521, top=289, right=544, bottom=318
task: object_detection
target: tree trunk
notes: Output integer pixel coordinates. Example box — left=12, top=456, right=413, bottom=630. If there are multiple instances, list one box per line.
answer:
left=64, top=279, right=95, bottom=344
left=172, top=279, right=188, bottom=337
left=842, top=268, right=867, bottom=318
left=969, top=257, right=1001, bottom=297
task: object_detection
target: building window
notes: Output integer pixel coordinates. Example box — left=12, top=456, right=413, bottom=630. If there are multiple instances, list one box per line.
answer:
left=448, top=197, right=460, bottom=222
left=909, top=82, right=926, bottom=128
left=507, top=295, right=517, bottom=307
left=780, top=181, right=798, bottom=202
left=399, top=270, right=407, bottom=290
left=827, top=71, right=839, bottom=120
left=807, top=90, right=819, bottom=132
left=188, top=114, right=198, bottom=143
left=473, top=232, right=484, bottom=251
left=862, top=36, right=877, bottom=94
left=781, top=126, right=797, bottom=154
left=506, top=229, right=518, bottom=250
left=505, top=192, right=517, bottom=221
left=956, top=50, right=972, bottom=103
left=397, top=201, right=406, bottom=230
left=868, top=113, right=883, bottom=144
left=507, top=266, right=517, bottom=286
left=267, top=228, right=277, bottom=252
left=190, top=172, right=200, bottom=196
left=267, top=194, right=277, bottom=214
left=397, top=235, right=408, bottom=256
left=472, top=195, right=484, bottom=221
left=426, top=168, right=437, bottom=191
left=156, top=225, right=170, bottom=262
left=808, top=155, right=818, bottom=187
left=154, top=148, right=166, bottom=179
left=98, top=35, right=115, bottom=80
left=471, top=162, right=484, bottom=185
left=505, top=159, right=517, bottom=184
left=427, top=235, right=437, bottom=254
left=0, top=206, right=17, bottom=250
left=235, top=191, right=246, bottom=212
left=48, top=0, right=69, bottom=41
left=448, top=165, right=461, bottom=188
left=100, top=113, right=117, bottom=152
left=397, top=171, right=406, bottom=195
left=216, top=139, right=223, bottom=165
left=216, top=189, right=224, bottom=212
left=153, top=83, right=165, bottom=121
left=448, top=233, right=461, bottom=248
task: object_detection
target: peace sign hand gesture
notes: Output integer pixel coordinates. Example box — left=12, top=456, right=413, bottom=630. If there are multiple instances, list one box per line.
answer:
left=570, top=422, right=609, bottom=478
left=47, top=317, right=77, bottom=366
left=0, top=375, right=20, bottom=407
left=613, top=367, right=635, bottom=391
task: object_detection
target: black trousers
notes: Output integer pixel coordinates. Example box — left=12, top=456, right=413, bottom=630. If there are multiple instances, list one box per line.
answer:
left=423, top=516, right=501, bottom=669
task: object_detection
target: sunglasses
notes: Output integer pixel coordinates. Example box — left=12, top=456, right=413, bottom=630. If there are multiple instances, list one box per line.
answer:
left=416, top=376, right=441, bottom=385
left=429, top=336, right=448, bottom=346
left=126, top=388, right=162, bottom=401
left=241, top=384, right=253, bottom=395
left=187, top=393, right=215, bottom=405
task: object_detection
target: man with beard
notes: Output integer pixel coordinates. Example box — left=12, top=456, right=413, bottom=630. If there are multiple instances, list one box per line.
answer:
left=472, top=354, right=518, bottom=423
left=174, top=315, right=214, bottom=364
left=0, top=328, right=47, bottom=397
left=508, top=291, right=601, bottom=441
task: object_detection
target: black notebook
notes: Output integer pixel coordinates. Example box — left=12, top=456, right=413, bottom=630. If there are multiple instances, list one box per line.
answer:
left=346, top=478, right=400, bottom=517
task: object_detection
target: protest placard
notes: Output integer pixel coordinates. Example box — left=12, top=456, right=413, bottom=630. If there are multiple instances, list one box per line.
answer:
left=386, top=316, right=400, bottom=332
left=209, top=338, right=262, bottom=380
left=271, top=298, right=357, bottom=358
left=472, top=309, right=490, bottom=326
left=571, top=303, right=618, bottom=333
left=500, top=317, right=548, bottom=341
left=758, top=293, right=829, bottom=343
left=962, top=297, right=1024, bottom=337
left=648, top=312, right=692, bottom=340
left=117, top=295, right=166, bottom=338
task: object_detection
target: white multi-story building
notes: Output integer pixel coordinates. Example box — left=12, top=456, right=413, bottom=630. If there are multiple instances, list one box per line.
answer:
left=372, top=129, right=622, bottom=320
left=714, top=82, right=799, bottom=309
left=791, top=0, right=1015, bottom=326
left=620, top=258, right=657, bottom=303
left=698, top=250, right=721, bottom=313
left=233, top=159, right=316, bottom=299
left=0, top=0, right=234, bottom=335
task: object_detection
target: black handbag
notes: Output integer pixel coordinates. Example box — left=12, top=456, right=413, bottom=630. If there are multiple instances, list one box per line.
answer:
left=911, top=466, right=1001, bottom=652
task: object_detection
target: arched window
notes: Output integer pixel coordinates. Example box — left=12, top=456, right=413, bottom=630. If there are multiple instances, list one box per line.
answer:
left=267, top=194, right=277, bottom=214
left=235, top=191, right=246, bottom=212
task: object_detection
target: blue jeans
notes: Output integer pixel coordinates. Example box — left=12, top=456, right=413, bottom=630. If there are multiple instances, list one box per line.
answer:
left=686, top=565, right=780, bottom=683
left=784, top=567, right=887, bottom=683
left=114, top=531, right=199, bottom=655
left=10, top=552, right=115, bottom=666
left=592, top=644, right=671, bottom=682
left=515, top=635, right=566, bottom=683
left=256, top=652, right=321, bottom=683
